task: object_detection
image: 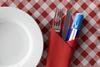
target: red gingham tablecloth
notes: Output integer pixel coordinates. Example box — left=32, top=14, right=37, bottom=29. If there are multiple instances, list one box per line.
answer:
left=0, top=0, right=100, bottom=67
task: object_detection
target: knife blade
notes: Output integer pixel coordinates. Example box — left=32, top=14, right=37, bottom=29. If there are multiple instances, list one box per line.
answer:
left=62, top=9, right=71, bottom=40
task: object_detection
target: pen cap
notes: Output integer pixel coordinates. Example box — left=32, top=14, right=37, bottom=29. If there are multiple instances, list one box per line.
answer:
left=71, top=13, right=84, bottom=30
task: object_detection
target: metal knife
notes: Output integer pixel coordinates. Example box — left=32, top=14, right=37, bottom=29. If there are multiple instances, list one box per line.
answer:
left=62, top=9, right=71, bottom=40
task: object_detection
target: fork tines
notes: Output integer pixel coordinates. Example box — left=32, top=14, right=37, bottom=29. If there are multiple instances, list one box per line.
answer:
left=53, top=9, right=63, bottom=33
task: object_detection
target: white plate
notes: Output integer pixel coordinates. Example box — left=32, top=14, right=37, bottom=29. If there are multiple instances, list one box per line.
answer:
left=0, top=7, right=43, bottom=67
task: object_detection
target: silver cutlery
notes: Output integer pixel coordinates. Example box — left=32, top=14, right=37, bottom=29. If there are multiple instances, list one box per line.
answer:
left=53, top=9, right=63, bottom=33
left=62, top=9, right=71, bottom=40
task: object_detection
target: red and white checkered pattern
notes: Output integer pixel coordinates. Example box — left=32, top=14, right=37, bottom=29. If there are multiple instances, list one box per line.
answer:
left=0, top=0, right=100, bottom=67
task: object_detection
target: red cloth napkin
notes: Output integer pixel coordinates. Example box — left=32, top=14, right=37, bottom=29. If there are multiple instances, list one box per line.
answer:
left=46, top=28, right=78, bottom=67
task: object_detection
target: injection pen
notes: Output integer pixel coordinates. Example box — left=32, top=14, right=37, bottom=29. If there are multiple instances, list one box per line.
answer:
left=65, top=13, right=84, bottom=41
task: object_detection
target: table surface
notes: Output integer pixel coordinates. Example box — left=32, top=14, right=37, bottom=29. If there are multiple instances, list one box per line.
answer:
left=0, top=0, right=100, bottom=67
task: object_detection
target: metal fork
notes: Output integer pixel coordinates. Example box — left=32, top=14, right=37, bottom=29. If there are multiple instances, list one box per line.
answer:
left=53, top=9, right=62, bottom=32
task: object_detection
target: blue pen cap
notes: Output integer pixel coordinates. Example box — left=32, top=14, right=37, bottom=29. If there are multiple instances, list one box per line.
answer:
left=71, top=13, right=84, bottom=30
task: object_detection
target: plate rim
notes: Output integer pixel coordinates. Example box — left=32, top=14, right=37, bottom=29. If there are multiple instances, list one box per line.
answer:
left=0, top=7, right=43, bottom=67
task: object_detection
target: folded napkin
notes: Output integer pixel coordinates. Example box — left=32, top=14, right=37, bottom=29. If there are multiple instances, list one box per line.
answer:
left=46, top=28, right=78, bottom=67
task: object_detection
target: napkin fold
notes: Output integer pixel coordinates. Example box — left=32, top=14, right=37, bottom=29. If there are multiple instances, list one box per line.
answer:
left=46, top=28, right=78, bottom=67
